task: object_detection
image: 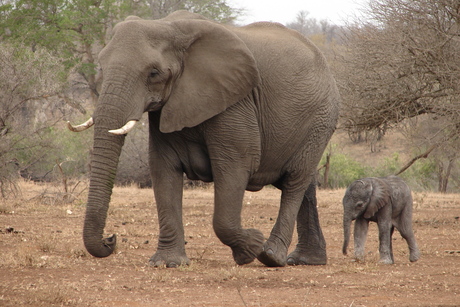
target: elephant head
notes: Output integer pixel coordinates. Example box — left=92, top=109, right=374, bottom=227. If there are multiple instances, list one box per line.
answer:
left=342, top=178, right=390, bottom=255
left=69, top=11, right=260, bottom=258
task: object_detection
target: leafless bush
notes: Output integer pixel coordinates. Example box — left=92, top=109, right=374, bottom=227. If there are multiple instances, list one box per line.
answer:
left=340, top=0, right=460, bottom=132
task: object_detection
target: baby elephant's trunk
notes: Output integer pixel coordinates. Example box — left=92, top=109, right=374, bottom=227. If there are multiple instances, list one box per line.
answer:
left=342, top=218, right=352, bottom=255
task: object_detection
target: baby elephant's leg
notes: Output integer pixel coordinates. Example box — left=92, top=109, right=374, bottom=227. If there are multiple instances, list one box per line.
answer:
left=353, top=218, right=369, bottom=262
left=396, top=218, right=420, bottom=262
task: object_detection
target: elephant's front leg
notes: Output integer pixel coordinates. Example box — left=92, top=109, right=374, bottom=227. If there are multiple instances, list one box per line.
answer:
left=149, top=155, right=189, bottom=268
left=353, top=218, right=369, bottom=262
left=258, top=189, right=305, bottom=267
left=287, top=183, right=327, bottom=266
left=213, top=170, right=264, bottom=265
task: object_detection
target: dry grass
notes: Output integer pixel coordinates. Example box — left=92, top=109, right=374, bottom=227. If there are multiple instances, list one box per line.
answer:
left=0, top=180, right=459, bottom=306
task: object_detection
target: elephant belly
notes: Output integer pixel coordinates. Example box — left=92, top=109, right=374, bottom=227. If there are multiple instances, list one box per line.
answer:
left=247, top=170, right=281, bottom=192
left=184, top=143, right=213, bottom=182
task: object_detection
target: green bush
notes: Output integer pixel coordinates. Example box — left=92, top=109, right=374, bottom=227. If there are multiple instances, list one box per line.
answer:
left=399, top=158, right=438, bottom=191
left=320, top=145, right=442, bottom=191
left=46, top=125, right=92, bottom=180
left=319, top=150, right=371, bottom=189
left=374, top=153, right=401, bottom=176
left=5, top=123, right=91, bottom=183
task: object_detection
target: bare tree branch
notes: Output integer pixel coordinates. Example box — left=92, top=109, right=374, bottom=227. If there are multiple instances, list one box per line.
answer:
left=395, top=144, right=437, bottom=176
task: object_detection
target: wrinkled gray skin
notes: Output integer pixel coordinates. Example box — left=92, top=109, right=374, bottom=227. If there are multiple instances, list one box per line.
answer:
left=342, top=176, right=420, bottom=264
left=79, top=11, right=340, bottom=267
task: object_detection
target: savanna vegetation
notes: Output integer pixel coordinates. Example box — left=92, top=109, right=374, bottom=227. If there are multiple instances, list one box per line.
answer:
left=1, top=0, right=459, bottom=195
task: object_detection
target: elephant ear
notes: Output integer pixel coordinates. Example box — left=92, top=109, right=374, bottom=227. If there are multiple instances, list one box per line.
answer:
left=159, top=19, right=260, bottom=133
left=364, top=178, right=391, bottom=219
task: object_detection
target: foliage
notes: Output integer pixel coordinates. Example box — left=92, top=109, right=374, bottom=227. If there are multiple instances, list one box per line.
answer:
left=319, top=142, right=452, bottom=192
left=1, top=0, right=123, bottom=66
left=402, top=158, right=438, bottom=191
left=373, top=150, right=451, bottom=192
left=181, top=0, right=240, bottom=22
left=319, top=146, right=371, bottom=189
left=46, top=124, right=92, bottom=179
left=0, top=0, right=131, bottom=109
left=145, top=0, right=240, bottom=21
left=376, top=153, right=401, bottom=176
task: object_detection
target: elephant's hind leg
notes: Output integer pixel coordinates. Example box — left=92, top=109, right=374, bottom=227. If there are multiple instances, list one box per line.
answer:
left=258, top=189, right=303, bottom=267
left=286, top=183, right=327, bottom=266
left=396, top=216, right=420, bottom=262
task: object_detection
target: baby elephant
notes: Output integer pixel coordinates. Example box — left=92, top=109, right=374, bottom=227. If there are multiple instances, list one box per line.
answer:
left=342, top=176, right=420, bottom=264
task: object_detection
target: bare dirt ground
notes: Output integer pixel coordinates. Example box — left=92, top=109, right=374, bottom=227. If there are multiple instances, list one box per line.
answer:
left=0, top=180, right=459, bottom=306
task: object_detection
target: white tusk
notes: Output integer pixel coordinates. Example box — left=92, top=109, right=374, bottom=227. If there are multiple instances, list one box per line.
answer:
left=67, top=117, right=94, bottom=132
left=108, top=120, right=137, bottom=135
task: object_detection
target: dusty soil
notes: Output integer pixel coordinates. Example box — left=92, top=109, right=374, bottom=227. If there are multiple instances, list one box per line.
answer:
left=0, top=180, right=459, bottom=306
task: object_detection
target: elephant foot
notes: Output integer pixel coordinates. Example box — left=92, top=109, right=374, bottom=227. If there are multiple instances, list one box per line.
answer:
left=231, top=228, right=264, bottom=265
left=149, top=250, right=190, bottom=268
left=378, top=257, right=394, bottom=265
left=378, top=251, right=395, bottom=264
left=353, top=252, right=365, bottom=263
left=257, top=240, right=288, bottom=267
left=409, top=249, right=420, bottom=262
left=286, top=249, right=327, bottom=266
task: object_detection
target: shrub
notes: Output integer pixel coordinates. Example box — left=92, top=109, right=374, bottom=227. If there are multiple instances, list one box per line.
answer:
left=319, top=150, right=371, bottom=189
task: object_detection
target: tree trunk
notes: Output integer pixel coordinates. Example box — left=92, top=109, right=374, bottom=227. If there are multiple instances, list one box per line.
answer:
left=438, top=158, right=455, bottom=193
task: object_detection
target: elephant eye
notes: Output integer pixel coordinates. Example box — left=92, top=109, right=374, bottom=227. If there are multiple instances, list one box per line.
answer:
left=356, top=201, right=364, bottom=209
left=149, top=69, right=160, bottom=78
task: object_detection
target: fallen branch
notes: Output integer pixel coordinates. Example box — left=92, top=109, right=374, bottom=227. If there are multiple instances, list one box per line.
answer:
left=445, top=250, right=460, bottom=254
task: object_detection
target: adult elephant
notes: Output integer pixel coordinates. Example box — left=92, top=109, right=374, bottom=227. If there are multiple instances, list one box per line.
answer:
left=68, top=11, right=340, bottom=267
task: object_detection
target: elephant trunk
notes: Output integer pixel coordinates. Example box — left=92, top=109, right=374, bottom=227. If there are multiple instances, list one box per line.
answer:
left=83, top=108, right=127, bottom=258
left=342, top=217, right=352, bottom=255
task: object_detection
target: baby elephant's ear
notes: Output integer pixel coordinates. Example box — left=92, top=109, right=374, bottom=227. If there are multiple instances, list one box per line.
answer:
left=364, top=178, right=390, bottom=219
